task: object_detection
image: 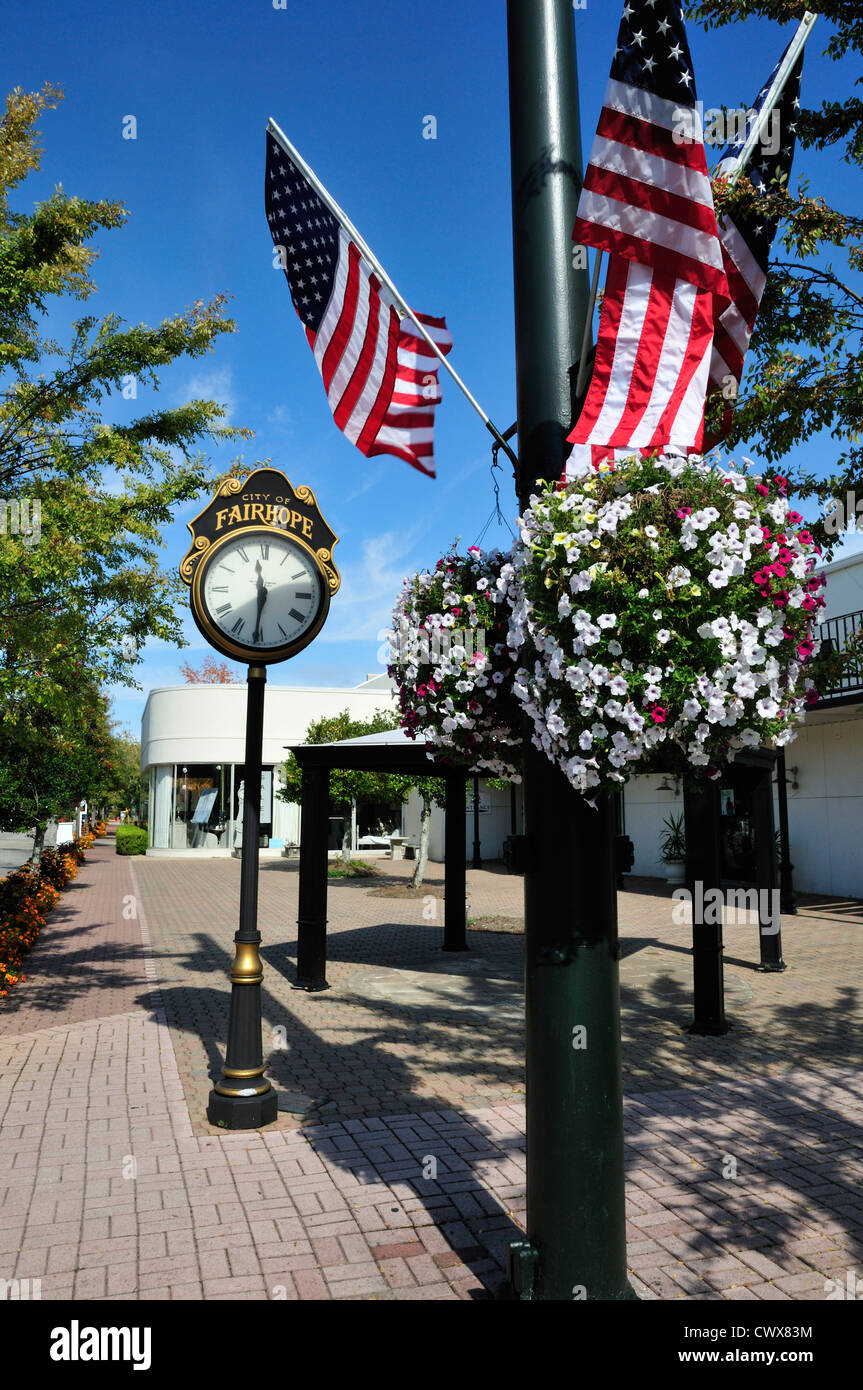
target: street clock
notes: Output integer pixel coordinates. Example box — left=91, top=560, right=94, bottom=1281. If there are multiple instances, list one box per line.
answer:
left=180, top=467, right=340, bottom=664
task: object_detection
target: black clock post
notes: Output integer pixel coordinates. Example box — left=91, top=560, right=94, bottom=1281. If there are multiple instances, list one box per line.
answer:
left=182, top=467, right=341, bottom=1131
left=207, top=664, right=278, bottom=1129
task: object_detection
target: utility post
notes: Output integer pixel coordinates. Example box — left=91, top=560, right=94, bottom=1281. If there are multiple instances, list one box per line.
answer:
left=505, top=0, right=634, bottom=1301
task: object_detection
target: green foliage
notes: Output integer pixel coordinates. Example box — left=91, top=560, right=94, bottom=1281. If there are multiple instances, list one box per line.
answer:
left=0, top=84, right=253, bottom=830
left=0, top=677, right=115, bottom=832
left=279, top=707, right=445, bottom=813
left=326, top=858, right=376, bottom=879
left=115, top=825, right=148, bottom=855
left=96, top=728, right=145, bottom=818
left=659, top=813, right=687, bottom=863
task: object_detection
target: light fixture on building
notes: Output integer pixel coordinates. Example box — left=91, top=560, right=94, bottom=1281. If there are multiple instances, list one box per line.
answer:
left=657, top=775, right=680, bottom=794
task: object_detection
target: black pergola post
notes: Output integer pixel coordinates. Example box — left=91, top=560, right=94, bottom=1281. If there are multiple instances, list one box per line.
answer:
left=472, top=774, right=483, bottom=869
left=750, top=751, right=786, bottom=972
left=776, top=750, right=798, bottom=915
left=685, top=779, right=729, bottom=1036
left=443, top=768, right=468, bottom=952
left=294, top=763, right=330, bottom=991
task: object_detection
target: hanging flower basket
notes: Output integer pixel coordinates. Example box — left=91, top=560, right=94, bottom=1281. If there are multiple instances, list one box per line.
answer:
left=508, top=454, right=825, bottom=793
left=389, top=546, right=524, bottom=779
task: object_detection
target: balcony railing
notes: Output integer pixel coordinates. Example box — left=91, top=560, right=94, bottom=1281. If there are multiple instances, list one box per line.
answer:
left=814, top=609, right=863, bottom=705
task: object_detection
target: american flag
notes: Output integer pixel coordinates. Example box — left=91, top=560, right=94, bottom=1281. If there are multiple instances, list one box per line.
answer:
left=706, top=45, right=803, bottom=445
left=265, top=134, right=452, bottom=478
left=565, top=0, right=730, bottom=479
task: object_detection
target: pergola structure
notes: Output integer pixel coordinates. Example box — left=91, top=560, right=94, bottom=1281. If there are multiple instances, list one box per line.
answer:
left=286, top=729, right=469, bottom=990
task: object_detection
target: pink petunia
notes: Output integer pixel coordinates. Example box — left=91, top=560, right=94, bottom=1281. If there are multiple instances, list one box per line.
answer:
left=756, top=483, right=769, bottom=497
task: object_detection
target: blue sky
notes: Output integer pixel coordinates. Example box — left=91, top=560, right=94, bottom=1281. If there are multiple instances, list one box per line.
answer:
left=4, top=0, right=861, bottom=735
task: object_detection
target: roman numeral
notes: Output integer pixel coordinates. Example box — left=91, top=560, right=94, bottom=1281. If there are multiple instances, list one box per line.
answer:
left=231, top=618, right=244, bottom=634
left=216, top=604, right=231, bottom=615
left=219, top=565, right=234, bottom=573
left=211, top=586, right=228, bottom=592
left=278, top=623, right=288, bottom=638
left=295, top=591, right=312, bottom=599
left=236, top=546, right=249, bottom=563
left=260, top=542, right=269, bottom=560
left=290, top=570, right=305, bottom=580
left=288, top=608, right=305, bottom=623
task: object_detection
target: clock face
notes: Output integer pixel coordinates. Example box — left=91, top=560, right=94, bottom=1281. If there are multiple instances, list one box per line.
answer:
left=196, top=531, right=325, bottom=658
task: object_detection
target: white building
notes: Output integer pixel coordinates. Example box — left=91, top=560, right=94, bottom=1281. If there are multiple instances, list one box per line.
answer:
left=622, top=547, right=863, bottom=899
left=140, top=675, right=395, bottom=855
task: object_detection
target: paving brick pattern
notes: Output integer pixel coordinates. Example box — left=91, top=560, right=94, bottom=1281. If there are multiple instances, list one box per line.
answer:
left=1, top=836, right=862, bottom=1300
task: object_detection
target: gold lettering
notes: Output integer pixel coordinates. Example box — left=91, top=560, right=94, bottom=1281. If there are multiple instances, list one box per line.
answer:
left=228, top=505, right=243, bottom=526
left=302, top=517, right=313, bottom=538
left=276, top=505, right=289, bottom=526
left=215, top=509, right=229, bottom=531
left=289, top=510, right=302, bottom=531
left=250, top=503, right=265, bottom=523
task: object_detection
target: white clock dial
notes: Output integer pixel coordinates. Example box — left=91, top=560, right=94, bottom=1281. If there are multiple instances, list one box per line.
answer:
left=202, top=533, right=322, bottom=650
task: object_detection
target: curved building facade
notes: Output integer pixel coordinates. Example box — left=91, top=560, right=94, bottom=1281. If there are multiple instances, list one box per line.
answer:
left=140, top=676, right=395, bottom=854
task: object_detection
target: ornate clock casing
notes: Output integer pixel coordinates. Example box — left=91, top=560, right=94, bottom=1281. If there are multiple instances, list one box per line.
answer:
left=179, top=468, right=340, bottom=664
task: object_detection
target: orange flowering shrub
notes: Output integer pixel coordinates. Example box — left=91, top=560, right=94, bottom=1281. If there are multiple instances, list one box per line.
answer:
left=0, top=865, right=46, bottom=997
left=0, top=839, right=86, bottom=998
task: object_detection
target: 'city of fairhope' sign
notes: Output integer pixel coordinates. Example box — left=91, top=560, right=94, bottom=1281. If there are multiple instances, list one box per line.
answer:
left=180, top=466, right=340, bottom=593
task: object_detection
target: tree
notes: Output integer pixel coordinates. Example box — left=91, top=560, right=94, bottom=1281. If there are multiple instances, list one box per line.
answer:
left=98, top=727, right=146, bottom=820
left=0, top=676, right=115, bottom=859
left=686, top=3, right=863, bottom=554
left=0, top=84, right=252, bottom=835
left=279, top=707, right=444, bottom=882
left=179, top=655, right=242, bottom=683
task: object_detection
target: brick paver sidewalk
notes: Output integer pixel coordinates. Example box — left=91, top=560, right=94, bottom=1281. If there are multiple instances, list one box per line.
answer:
left=1, top=838, right=862, bottom=1300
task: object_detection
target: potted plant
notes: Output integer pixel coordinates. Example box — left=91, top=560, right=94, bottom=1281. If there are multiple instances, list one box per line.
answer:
left=659, top=812, right=687, bottom=885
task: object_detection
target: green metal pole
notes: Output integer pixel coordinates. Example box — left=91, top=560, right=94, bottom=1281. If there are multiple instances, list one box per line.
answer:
left=505, top=0, right=634, bottom=1301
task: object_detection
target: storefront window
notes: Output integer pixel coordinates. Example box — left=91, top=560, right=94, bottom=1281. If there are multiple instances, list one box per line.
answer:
left=173, top=765, right=230, bottom=849
left=147, top=763, right=279, bottom=850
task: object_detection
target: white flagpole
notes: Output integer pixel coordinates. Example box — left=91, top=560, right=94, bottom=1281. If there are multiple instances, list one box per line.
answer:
left=726, top=11, right=819, bottom=185
left=266, top=118, right=518, bottom=468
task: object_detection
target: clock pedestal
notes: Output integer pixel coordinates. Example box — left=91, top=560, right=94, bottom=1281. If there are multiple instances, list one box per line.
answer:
left=207, top=666, right=278, bottom=1129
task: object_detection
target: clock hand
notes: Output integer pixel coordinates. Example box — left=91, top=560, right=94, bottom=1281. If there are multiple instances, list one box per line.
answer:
left=252, top=560, right=268, bottom=643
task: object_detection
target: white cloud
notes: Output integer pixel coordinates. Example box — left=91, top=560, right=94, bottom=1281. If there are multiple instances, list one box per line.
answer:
left=182, top=365, right=237, bottom=423
left=266, top=403, right=293, bottom=435
left=317, top=525, right=424, bottom=645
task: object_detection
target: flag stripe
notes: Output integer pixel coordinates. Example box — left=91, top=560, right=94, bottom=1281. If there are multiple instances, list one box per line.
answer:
left=356, top=304, right=402, bottom=454
left=595, top=106, right=708, bottom=171
left=344, top=293, right=395, bottom=447
left=333, top=275, right=385, bottom=429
